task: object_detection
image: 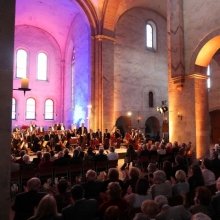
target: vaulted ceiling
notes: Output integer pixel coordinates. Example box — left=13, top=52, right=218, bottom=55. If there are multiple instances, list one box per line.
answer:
left=15, top=0, right=167, bottom=53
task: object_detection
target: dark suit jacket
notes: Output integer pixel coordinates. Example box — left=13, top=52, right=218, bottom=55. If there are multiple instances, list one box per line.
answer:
left=62, top=198, right=97, bottom=220
left=156, top=205, right=191, bottom=220
left=12, top=190, right=46, bottom=220
left=211, top=192, right=220, bottom=219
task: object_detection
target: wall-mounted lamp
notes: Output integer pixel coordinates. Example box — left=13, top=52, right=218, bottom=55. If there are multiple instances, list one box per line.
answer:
left=177, top=112, right=183, bottom=120
left=13, top=77, right=31, bottom=95
left=127, top=111, right=132, bottom=117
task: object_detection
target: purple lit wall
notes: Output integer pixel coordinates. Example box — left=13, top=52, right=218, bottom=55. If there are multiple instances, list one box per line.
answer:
left=12, top=0, right=91, bottom=129
left=12, top=25, right=62, bottom=129
left=63, top=13, right=91, bottom=128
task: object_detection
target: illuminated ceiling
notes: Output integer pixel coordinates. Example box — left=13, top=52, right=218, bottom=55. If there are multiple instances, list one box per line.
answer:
left=15, top=0, right=167, bottom=53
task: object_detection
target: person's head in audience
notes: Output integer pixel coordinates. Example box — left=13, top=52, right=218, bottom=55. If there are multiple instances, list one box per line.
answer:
left=27, top=177, right=41, bottom=192
left=109, top=146, right=115, bottom=153
left=153, top=170, right=167, bottom=184
left=216, top=177, right=220, bottom=192
left=23, top=154, right=31, bottom=164
left=107, top=182, right=122, bottom=200
left=57, top=151, right=64, bottom=158
left=147, top=163, right=157, bottom=174
left=175, top=155, right=184, bottom=165
left=104, top=205, right=120, bottom=220
left=19, top=149, right=26, bottom=158
left=191, top=212, right=211, bottom=220
left=29, top=195, right=59, bottom=219
left=129, top=167, right=140, bottom=180
left=201, top=158, right=212, bottom=170
left=57, top=178, right=69, bottom=194
left=64, top=148, right=70, bottom=156
left=133, top=213, right=149, bottom=220
left=36, top=151, right=42, bottom=159
left=86, top=169, right=97, bottom=182
left=99, top=146, right=105, bottom=154
left=107, top=168, right=120, bottom=181
left=175, top=170, right=187, bottom=182
left=71, top=184, right=84, bottom=202
left=43, top=152, right=51, bottom=162
left=135, top=177, right=150, bottom=195
left=194, top=186, right=212, bottom=206
left=141, top=200, right=159, bottom=219
left=154, top=195, right=169, bottom=211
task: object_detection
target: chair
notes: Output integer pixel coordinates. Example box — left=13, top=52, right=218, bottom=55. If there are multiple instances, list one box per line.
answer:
left=36, top=167, right=53, bottom=184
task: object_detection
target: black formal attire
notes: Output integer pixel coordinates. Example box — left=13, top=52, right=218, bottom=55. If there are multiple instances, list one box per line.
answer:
left=77, top=126, right=88, bottom=147
left=103, top=131, right=110, bottom=149
left=62, top=198, right=98, bottom=220
left=12, top=190, right=46, bottom=220
left=211, top=191, right=220, bottom=219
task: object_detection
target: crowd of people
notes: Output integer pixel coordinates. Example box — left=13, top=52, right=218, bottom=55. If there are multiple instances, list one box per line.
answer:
left=9, top=124, right=220, bottom=220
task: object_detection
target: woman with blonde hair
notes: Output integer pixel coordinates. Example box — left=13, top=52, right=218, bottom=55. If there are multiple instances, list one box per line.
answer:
left=28, top=194, right=62, bottom=220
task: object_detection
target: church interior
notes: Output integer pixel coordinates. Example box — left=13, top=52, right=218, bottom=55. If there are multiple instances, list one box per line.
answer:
left=1, top=0, right=220, bottom=218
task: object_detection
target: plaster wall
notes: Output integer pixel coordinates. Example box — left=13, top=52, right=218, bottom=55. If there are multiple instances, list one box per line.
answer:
left=12, top=25, right=62, bottom=129
left=114, top=8, right=168, bottom=131
left=183, top=0, right=220, bottom=73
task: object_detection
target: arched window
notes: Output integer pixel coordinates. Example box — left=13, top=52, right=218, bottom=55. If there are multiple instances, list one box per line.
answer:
left=146, top=21, right=157, bottom=50
left=12, top=98, right=16, bottom=120
left=207, top=65, right=211, bottom=90
left=16, top=49, right=27, bottom=78
left=26, top=98, right=36, bottom=119
left=37, top=52, right=47, bottom=80
left=149, top=91, right=154, bottom=108
left=44, top=99, right=54, bottom=120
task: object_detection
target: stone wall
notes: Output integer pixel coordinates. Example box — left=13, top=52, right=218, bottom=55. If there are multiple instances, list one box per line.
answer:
left=114, top=8, right=168, bottom=133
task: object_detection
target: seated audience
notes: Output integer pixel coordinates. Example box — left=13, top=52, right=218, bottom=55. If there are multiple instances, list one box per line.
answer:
left=54, top=178, right=72, bottom=213
left=62, top=184, right=98, bottom=220
left=27, top=194, right=62, bottom=220
left=189, top=186, right=214, bottom=219
left=107, top=146, right=119, bottom=161
left=154, top=195, right=191, bottom=220
left=191, top=212, right=211, bottom=220
left=11, top=177, right=46, bottom=220
left=141, top=200, right=159, bottom=220
left=210, top=177, right=220, bottom=219
left=99, top=182, right=129, bottom=220
left=81, top=169, right=103, bottom=201
left=95, top=146, right=108, bottom=161
left=150, top=170, right=172, bottom=199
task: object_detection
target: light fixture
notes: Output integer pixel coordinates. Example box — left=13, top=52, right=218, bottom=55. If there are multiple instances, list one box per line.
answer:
left=127, top=111, right=132, bottom=117
left=13, top=77, right=31, bottom=95
left=156, top=100, right=168, bottom=114
left=177, top=112, right=183, bottom=120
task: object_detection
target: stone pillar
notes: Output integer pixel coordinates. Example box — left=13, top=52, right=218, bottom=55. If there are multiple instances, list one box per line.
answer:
left=0, top=0, right=15, bottom=219
left=91, top=33, right=115, bottom=131
left=193, top=74, right=209, bottom=159
left=167, top=0, right=185, bottom=142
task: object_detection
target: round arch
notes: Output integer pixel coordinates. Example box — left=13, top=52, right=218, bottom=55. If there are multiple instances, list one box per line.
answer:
left=115, top=116, right=130, bottom=138
left=191, top=29, right=220, bottom=71
left=145, top=116, right=160, bottom=140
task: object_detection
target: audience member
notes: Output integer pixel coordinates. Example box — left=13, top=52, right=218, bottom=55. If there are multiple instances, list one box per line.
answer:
left=12, top=177, right=46, bottom=220
left=62, top=184, right=98, bottom=220
left=27, top=194, right=62, bottom=220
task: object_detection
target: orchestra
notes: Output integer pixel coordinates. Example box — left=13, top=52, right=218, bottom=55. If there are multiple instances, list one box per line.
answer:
left=11, top=122, right=146, bottom=156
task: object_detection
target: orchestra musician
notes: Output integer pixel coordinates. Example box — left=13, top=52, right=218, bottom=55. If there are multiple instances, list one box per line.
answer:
left=77, top=123, right=88, bottom=149
left=103, top=129, right=111, bottom=149
left=95, top=129, right=102, bottom=144
left=114, top=128, right=123, bottom=148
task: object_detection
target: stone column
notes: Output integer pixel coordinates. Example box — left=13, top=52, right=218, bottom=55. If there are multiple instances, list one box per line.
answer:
left=0, top=0, right=15, bottom=219
left=193, top=74, right=209, bottom=159
left=167, top=0, right=185, bottom=142
left=91, top=33, right=115, bottom=131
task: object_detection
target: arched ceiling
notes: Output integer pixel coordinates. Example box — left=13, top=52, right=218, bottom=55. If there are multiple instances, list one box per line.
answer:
left=15, top=0, right=167, bottom=53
